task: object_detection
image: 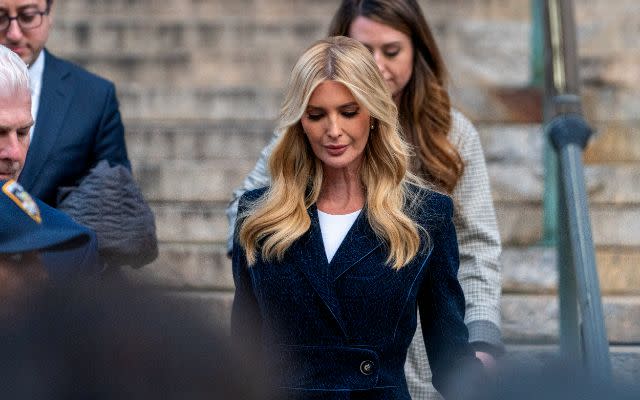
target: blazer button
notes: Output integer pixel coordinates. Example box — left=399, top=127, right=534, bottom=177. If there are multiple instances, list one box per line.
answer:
left=360, top=360, right=374, bottom=375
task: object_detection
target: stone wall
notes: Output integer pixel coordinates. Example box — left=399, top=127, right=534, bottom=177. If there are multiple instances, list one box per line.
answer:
left=46, top=0, right=640, bottom=344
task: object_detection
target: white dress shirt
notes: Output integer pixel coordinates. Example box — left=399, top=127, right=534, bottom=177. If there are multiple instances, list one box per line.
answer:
left=28, top=50, right=45, bottom=140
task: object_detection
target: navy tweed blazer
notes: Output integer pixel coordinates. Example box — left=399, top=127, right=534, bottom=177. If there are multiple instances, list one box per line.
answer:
left=231, top=186, right=481, bottom=399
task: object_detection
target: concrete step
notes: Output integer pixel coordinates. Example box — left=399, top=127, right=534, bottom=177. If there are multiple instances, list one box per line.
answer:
left=53, top=0, right=533, bottom=20
left=479, top=121, right=640, bottom=166
left=125, top=242, right=232, bottom=290
left=111, top=81, right=638, bottom=122
left=150, top=201, right=228, bottom=243
left=503, top=344, right=640, bottom=387
left=124, top=119, right=640, bottom=167
left=48, top=18, right=531, bottom=89
left=132, top=284, right=640, bottom=344
left=125, top=243, right=640, bottom=297
left=125, top=119, right=276, bottom=161
left=502, top=246, right=640, bottom=295
left=500, top=294, right=640, bottom=344
left=145, top=197, right=640, bottom=247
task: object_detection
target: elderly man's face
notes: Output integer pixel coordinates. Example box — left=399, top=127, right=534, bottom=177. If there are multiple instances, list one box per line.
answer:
left=0, top=90, right=32, bottom=181
left=0, top=0, right=52, bottom=66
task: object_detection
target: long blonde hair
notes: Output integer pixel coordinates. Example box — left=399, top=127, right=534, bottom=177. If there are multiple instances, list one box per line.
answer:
left=239, top=36, right=424, bottom=269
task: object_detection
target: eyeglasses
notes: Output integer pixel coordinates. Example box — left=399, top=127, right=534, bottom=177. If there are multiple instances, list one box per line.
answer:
left=0, top=8, right=50, bottom=32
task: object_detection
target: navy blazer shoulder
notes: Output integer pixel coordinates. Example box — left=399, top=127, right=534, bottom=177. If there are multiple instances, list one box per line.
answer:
left=231, top=185, right=482, bottom=399
left=19, top=50, right=131, bottom=206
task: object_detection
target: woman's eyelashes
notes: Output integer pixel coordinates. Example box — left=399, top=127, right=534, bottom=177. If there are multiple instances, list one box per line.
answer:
left=305, top=108, right=360, bottom=121
left=341, top=109, right=359, bottom=118
left=306, top=112, right=324, bottom=121
left=384, top=49, right=400, bottom=58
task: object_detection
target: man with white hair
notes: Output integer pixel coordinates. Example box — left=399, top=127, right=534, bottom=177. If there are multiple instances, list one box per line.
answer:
left=0, top=0, right=131, bottom=206
left=0, top=44, right=99, bottom=281
left=0, top=43, right=31, bottom=182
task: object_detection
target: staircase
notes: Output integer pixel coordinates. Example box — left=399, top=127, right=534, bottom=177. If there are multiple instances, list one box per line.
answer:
left=48, top=0, right=640, bottom=381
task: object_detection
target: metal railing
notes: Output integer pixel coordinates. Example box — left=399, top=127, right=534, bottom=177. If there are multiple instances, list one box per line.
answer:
left=539, top=0, right=612, bottom=380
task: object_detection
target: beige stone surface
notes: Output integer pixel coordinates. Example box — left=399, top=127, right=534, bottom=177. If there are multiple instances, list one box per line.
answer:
left=501, top=294, right=640, bottom=344
left=585, top=121, right=640, bottom=163
left=125, top=242, right=233, bottom=289
left=502, top=246, right=640, bottom=295
left=42, top=0, right=640, bottom=346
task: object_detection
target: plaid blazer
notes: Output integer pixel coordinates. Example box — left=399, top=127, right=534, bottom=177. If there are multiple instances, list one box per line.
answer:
left=225, top=109, right=502, bottom=399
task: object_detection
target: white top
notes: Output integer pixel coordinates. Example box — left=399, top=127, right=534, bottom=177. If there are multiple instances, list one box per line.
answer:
left=317, top=209, right=362, bottom=263
left=28, top=50, right=45, bottom=140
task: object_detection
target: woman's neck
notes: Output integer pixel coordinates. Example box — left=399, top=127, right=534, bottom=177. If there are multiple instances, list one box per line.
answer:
left=317, top=166, right=365, bottom=215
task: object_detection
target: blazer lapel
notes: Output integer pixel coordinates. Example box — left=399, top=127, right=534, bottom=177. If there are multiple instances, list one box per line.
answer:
left=292, top=205, right=347, bottom=337
left=20, top=50, right=73, bottom=191
left=331, top=209, right=383, bottom=281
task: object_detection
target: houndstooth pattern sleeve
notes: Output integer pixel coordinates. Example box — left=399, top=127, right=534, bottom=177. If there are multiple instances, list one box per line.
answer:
left=405, top=109, right=502, bottom=400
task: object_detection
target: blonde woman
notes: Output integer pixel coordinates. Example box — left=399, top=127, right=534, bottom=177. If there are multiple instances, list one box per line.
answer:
left=231, top=37, right=483, bottom=400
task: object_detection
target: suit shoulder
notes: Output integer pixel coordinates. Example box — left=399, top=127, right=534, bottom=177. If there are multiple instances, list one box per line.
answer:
left=46, top=51, right=115, bottom=90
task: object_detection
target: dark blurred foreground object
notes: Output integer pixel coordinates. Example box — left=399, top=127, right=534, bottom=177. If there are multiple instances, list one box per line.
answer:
left=58, top=160, right=158, bottom=268
left=0, top=283, right=276, bottom=400
left=467, top=356, right=638, bottom=400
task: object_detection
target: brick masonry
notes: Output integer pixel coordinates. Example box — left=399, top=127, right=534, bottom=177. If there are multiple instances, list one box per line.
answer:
left=45, top=0, right=640, bottom=344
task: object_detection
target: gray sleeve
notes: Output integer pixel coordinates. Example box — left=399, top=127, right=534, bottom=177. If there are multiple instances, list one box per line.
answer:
left=225, top=131, right=279, bottom=254
left=449, top=110, right=503, bottom=348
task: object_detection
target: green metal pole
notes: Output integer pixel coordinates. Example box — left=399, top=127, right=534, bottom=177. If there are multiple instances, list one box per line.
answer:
left=533, top=0, right=559, bottom=246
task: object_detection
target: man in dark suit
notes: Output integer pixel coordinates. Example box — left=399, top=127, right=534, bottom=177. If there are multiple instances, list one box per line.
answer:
left=0, top=0, right=130, bottom=206
left=0, top=43, right=99, bottom=280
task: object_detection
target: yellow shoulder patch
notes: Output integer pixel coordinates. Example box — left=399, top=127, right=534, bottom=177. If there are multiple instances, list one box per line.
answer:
left=2, top=179, right=41, bottom=224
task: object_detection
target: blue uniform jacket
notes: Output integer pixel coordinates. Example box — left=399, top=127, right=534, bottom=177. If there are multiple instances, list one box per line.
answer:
left=232, top=186, right=482, bottom=399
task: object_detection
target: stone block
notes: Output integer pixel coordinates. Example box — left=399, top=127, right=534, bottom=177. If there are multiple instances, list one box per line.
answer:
left=495, top=202, right=543, bottom=245
left=583, top=86, right=640, bottom=123
left=501, top=246, right=557, bottom=294
left=596, top=248, right=640, bottom=295
left=133, top=159, right=258, bottom=202
left=576, top=8, right=640, bottom=55
left=124, top=119, right=276, bottom=161
left=489, top=163, right=640, bottom=204
left=502, top=246, right=640, bottom=295
left=443, top=21, right=530, bottom=87
left=585, top=120, right=640, bottom=163
left=151, top=201, right=228, bottom=243
left=489, top=164, right=544, bottom=203
left=124, top=242, right=233, bottom=289
left=155, top=292, right=640, bottom=345
left=591, top=207, right=640, bottom=247
left=581, top=54, right=640, bottom=90
left=147, top=199, right=640, bottom=247
left=117, top=86, right=283, bottom=120
left=478, top=123, right=544, bottom=165
left=419, top=0, right=531, bottom=21
left=501, top=294, right=640, bottom=344
left=585, top=164, right=640, bottom=204
left=495, top=202, right=640, bottom=246
left=451, top=85, right=543, bottom=124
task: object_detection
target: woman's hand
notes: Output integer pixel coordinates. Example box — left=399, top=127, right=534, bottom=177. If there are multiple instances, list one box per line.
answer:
left=475, top=351, right=496, bottom=369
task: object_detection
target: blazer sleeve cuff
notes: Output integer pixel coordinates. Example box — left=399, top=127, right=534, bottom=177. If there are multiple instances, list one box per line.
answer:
left=468, top=320, right=505, bottom=356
